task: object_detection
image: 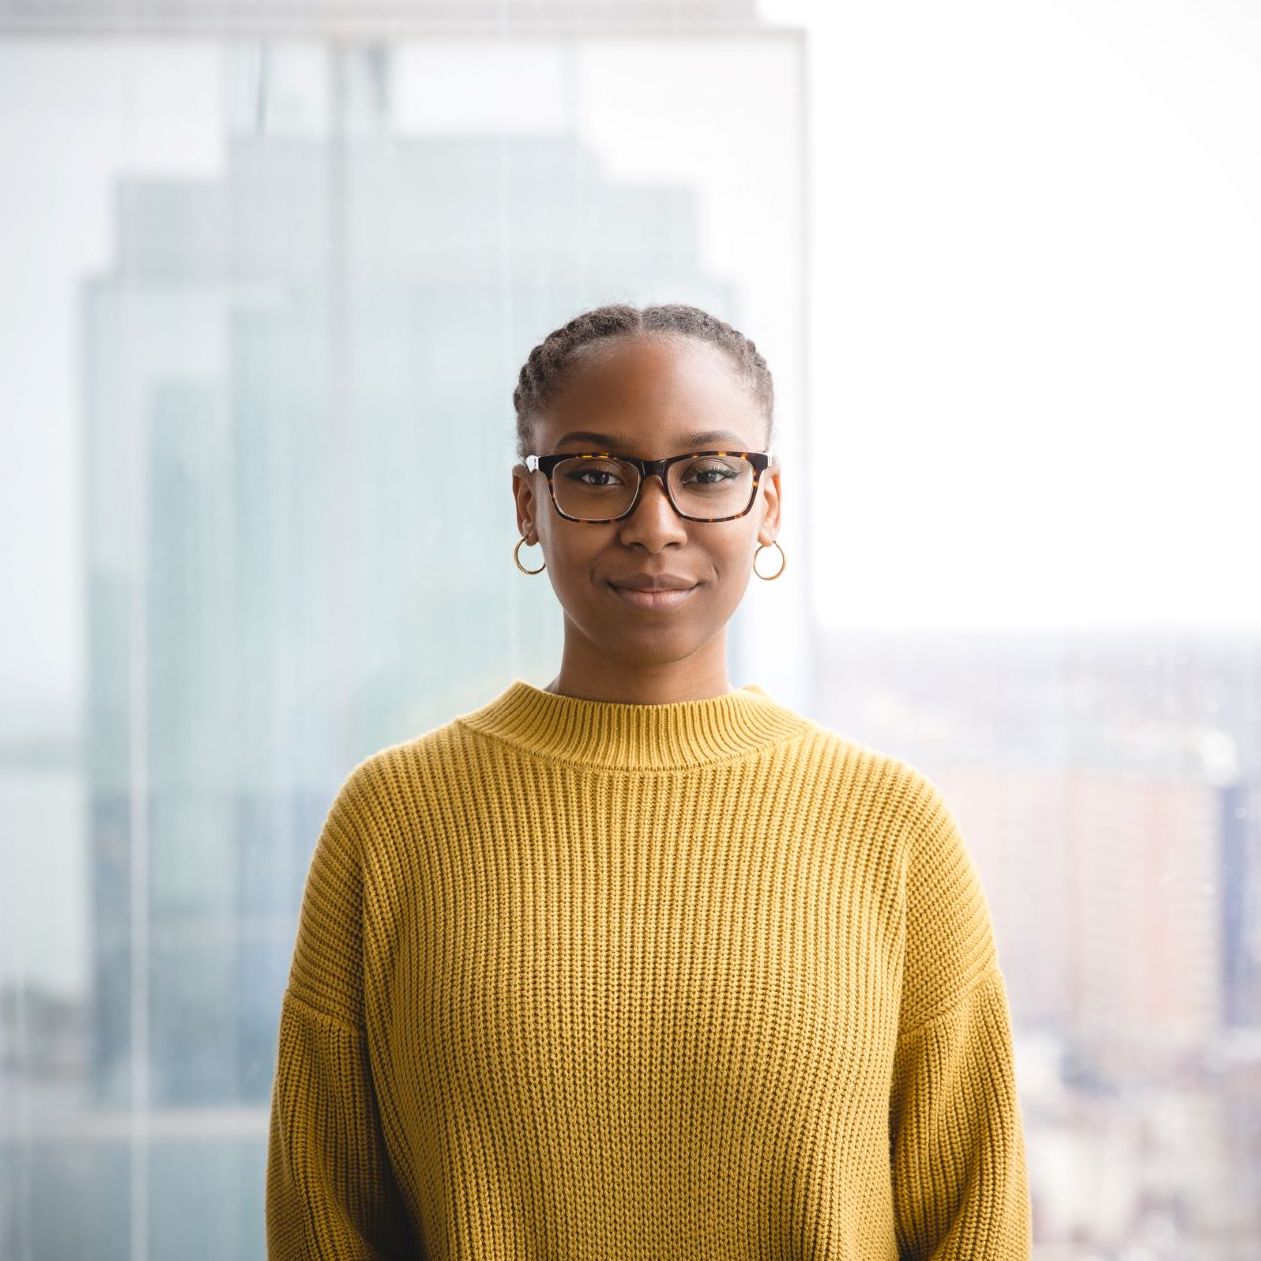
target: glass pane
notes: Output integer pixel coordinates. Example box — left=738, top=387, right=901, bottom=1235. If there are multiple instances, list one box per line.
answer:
left=0, top=25, right=805, bottom=1261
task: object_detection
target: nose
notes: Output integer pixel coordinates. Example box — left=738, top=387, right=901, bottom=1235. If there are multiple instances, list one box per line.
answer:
left=617, top=472, right=687, bottom=547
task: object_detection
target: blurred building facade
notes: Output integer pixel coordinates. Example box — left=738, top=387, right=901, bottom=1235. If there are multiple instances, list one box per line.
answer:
left=1, top=12, right=806, bottom=1259
left=816, top=627, right=1261, bottom=1256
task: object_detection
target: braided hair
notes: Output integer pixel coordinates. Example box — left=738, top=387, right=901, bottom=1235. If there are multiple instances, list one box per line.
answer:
left=512, top=302, right=775, bottom=462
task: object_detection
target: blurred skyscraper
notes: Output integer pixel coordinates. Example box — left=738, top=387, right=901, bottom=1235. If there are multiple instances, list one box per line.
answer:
left=2, top=17, right=805, bottom=1258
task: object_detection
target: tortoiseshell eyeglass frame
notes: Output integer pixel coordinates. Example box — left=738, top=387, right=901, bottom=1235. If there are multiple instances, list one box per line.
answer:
left=523, top=450, right=775, bottom=524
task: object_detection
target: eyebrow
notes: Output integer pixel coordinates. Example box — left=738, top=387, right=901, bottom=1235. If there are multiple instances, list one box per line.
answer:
left=554, top=429, right=748, bottom=449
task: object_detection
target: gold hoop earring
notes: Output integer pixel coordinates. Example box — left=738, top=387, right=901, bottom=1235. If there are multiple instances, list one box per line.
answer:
left=753, top=539, right=786, bottom=581
left=514, top=535, right=546, bottom=575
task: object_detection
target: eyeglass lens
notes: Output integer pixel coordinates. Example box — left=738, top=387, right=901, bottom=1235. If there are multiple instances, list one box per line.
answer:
left=550, top=454, right=756, bottom=521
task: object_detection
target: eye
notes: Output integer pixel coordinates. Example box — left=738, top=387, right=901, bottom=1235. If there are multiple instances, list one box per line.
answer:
left=680, top=458, right=740, bottom=485
left=562, top=460, right=629, bottom=488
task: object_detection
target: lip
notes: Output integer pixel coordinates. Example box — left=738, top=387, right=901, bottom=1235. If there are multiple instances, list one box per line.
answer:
left=607, top=582, right=700, bottom=611
left=609, top=572, right=697, bottom=591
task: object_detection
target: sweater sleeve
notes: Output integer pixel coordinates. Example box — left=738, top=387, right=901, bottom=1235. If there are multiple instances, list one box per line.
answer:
left=265, top=764, right=415, bottom=1260
left=887, top=774, right=1033, bottom=1260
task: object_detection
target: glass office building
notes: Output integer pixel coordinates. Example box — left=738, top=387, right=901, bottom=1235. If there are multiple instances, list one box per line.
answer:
left=0, top=7, right=807, bottom=1257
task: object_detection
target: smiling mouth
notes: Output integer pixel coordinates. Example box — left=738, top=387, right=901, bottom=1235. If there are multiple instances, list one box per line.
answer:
left=607, top=582, right=700, bottom=610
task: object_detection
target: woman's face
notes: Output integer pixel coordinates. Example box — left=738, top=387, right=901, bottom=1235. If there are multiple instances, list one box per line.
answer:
left=511, top=332, right=781, bottom=675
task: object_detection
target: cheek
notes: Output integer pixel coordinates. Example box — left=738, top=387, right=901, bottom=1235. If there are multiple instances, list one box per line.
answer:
left=708, top=532, right=756, bottom=576
left=544, top=530, right=604, bottom=583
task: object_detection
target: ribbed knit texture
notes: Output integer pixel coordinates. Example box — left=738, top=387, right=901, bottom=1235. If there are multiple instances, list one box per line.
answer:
left=265, top=678, right=1032, bottom=1260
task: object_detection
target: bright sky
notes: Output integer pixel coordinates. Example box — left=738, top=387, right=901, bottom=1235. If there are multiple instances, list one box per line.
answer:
left=764, top=0, right=1261, bottom=631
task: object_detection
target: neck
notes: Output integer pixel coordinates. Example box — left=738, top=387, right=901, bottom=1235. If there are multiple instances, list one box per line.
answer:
left=547, top=624, right=733, bottom=705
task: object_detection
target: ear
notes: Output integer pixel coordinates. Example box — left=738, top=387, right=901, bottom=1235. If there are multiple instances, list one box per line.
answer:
left=512, top=462, right=539, bottom=542
left=756, top=459, right=782, bottom=544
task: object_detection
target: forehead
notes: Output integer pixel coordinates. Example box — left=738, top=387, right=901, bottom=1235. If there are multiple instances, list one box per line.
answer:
left=536, top=333, right=762, bottom=451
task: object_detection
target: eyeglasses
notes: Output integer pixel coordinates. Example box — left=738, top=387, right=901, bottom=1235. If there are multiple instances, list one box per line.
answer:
left=523, top=449, right=774, bottom=524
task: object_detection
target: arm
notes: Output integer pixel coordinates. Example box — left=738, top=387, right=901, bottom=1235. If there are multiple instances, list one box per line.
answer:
left=888, top=775, right=1033, bottom=1261
left=265, top=763, right=415, bottom=1260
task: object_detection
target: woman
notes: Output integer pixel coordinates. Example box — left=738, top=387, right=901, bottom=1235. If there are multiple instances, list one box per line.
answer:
left=265, top=303, right=1033, bottom=1260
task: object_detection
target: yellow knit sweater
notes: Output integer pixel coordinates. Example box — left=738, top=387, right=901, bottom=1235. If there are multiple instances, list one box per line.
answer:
left=266, top=678, right=1032, bottom=1260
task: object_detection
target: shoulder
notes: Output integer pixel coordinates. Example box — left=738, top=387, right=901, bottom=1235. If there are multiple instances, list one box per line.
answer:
left=785, top=720, right=998, bottom=1019
left=785, top=709, right=950, bottom=835
left=787, top=715, right=987, bottom=905
left=327, top=707, right=520, bottom=861
left=332, top=716, right=475, bottom=829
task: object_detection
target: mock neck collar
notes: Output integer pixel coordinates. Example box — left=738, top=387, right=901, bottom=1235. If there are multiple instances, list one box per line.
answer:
left=455, top=677, right=809, bottom=771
